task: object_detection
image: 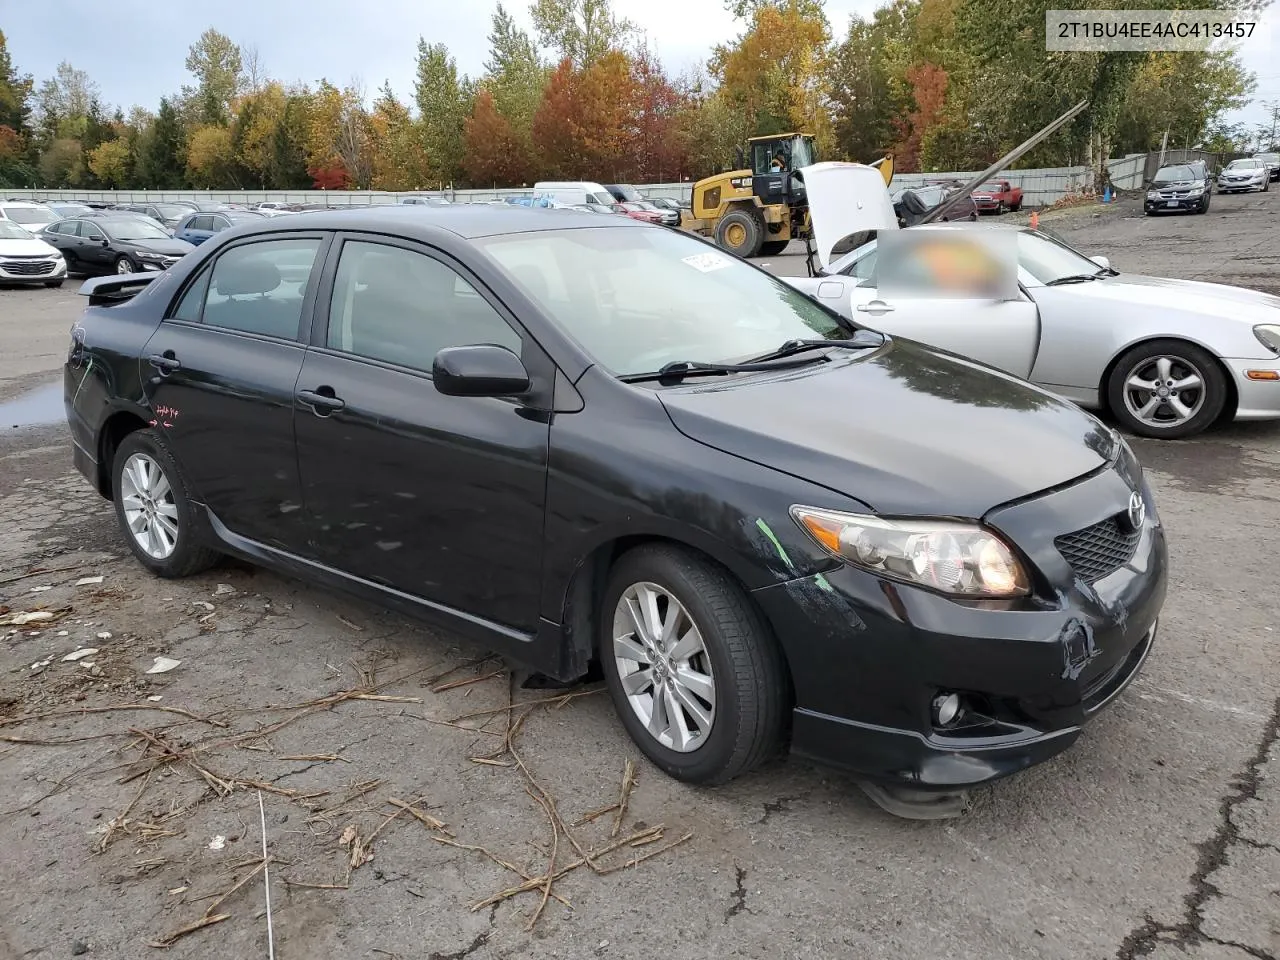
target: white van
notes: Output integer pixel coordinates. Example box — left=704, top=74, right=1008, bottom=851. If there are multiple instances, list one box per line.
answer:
left=532, top=181, right=616, bottom=207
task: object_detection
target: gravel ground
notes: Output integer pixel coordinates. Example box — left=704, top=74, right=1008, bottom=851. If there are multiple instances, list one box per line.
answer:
left=0, top=195, right=1277, bottom=960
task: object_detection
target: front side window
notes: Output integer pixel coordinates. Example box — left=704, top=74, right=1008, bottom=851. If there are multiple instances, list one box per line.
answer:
left=477, top=227, right=851, bottom=377
left=81, top=223, right=104, bottom=241
left=326, top=241, right=521, bottom=372
left=201, top=238, right=322, bottom=339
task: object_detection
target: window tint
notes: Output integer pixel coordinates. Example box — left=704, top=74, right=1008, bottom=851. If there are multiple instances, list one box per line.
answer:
left=170, top=265, right=212, bottom=323
left=847, top=248, right=878, bottom=285
left=327, top=241, right=520, bottom=371
left=190, top=216, right=213, bottom=231
left=201, top=238, right=321, bottom=339
left=81, top=223, right=104, bottom=241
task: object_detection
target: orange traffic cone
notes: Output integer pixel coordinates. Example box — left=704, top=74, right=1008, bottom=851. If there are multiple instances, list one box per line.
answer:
left=1030, top=210, right=1039, bottom=230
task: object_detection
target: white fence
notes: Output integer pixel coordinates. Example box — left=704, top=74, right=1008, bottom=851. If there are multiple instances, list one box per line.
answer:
left=2, top=156, right=1152, bottom=209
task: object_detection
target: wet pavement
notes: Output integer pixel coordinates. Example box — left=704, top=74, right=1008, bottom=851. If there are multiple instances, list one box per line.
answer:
left=0, top=381, right=63, bottom=430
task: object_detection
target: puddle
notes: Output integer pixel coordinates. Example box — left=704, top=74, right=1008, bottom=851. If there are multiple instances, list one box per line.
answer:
left=1, top=382, right=64, bottom=429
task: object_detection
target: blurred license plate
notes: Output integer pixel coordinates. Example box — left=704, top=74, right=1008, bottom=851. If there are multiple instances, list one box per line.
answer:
left=1166, top=200, right=1179, bottom=207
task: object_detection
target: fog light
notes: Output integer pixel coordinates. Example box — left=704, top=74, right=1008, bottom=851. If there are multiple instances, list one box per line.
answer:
left=932, top=693, right=962, bottom=727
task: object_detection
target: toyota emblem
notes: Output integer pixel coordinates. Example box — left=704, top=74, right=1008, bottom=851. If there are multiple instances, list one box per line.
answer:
left=1126, top=491, right=1146, bottom=531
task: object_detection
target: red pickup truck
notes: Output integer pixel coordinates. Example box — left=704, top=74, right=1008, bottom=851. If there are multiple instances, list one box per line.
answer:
left=970, top=180, right=1023, bottom=214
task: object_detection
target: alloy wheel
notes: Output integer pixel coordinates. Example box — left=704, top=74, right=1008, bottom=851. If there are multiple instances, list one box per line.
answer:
left=1122, top=355, right=1206, bottom=429
left=611, top=582, right=716, bottom=753
left=119, top=452, right=179, bottom=560
left=116, top=257, right=134, bottom=274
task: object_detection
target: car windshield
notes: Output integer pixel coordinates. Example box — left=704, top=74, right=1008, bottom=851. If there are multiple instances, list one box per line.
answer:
left=1016, top=229, right=1108, bottom=283
left=476, top=226, right=853, bottom=377
left=1227, top=160, right=1260, bottom=170
left=1153, top=165, right=1195, bottom=183
left=1257, top=153, right=1279, bottom=162
left=153, top=204, right=190, bottom=218
left=2, top=206, right=56, bottom=224
left=103, top=219, right=171, bottom=240
left=0, top=220, right=33, bottom=239
left=978, top=183, right=1001, bottom=192
left=51, top=203, right=91, bottom=215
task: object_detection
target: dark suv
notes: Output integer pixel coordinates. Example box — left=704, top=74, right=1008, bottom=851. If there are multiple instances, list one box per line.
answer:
left=1144, top=164, right=1211, bottom=216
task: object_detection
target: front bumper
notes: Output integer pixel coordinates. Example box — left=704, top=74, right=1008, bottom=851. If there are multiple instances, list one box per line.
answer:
left=1217, top=179, right=1264, bottom=192
left=972, top=198, right=1001, bottom=210
left=1223, top=357, right=1280, bottom=419
left=0, top=257, right=67, bottom=283
left=1144, top=194, right=1205, bottom=212
left=752, top=457, right=1168, bottom=791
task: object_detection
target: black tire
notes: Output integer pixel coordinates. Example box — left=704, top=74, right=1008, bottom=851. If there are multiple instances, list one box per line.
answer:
left=115, top=255, right=136, bottom=274
left=1106, top=339, right=1228, bottom=440
left=1197, top=195, right=1210, bottom=214
left=1265, top=180, right=1270, bottom=192
left=715, top=208, right=764, bottom=258
left=44, top=280, right=64, bottom=288
left=598, top=545, right=788, bottom=786
left=1010, top=201, right=1022, bottom=212
left=759, top=240, right=790, bottom=256
left=111, top=428, right=220, bottom=577
left=996, top=201, right=1005, bottom=215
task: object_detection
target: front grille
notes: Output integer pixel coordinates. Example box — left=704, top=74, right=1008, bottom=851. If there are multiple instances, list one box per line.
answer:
left=0, top=258, right=56, bottom=276
left=1055, top=515, right=1141, bottom=583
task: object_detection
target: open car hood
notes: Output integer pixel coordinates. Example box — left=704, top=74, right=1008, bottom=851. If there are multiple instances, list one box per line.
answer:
left=796, top=162, right=899, bottom=270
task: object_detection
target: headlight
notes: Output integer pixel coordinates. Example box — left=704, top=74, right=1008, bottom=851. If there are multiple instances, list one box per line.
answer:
left=790, top=506, right=1031, bottom=598
left=1187, top=185, right=1204, bottom=196
left=1255, top=324, right=1280, bottom=354
left=1146, top=190, right=1159, bottom=199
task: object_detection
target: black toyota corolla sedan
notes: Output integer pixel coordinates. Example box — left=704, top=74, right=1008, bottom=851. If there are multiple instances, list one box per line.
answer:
left=63, top=206, right=1167, bottom=818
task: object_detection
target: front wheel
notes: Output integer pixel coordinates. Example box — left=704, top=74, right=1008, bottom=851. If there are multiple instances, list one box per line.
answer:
left=1106, top=340, right=1228, bottom=439
left=115, top=255, right=136, bottom=275
left=715, top=209, right=764, bottom=259
left=600, top=546, right=788, bottom=785
left=112, top=429, right=220, bottom=577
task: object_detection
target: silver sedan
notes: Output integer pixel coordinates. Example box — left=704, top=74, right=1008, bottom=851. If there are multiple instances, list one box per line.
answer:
left=783, top=224, right=1280, bottom=439
left=1217, top=158, right=1270, bottom=193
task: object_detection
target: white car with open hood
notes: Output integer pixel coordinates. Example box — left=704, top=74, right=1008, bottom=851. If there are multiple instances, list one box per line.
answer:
left=784, top=161, right=1280, bottom=439
left=0, top=218, right=68, bottom=288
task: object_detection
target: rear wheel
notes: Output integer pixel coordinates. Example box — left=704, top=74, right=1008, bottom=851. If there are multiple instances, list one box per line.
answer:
left=1107, top=339, right=1227, bottom=439
left=1010, top=200, right=1022, bottom=212
left=759, top=240, right=790, bottom=257
left=111, top=429, right=220, bottom=577
left=599, top=545, right=788, bottom=785
left=715, top=209, right=764, bottom=259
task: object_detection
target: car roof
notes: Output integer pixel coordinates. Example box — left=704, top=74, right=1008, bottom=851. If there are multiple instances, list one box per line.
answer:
left=0, top=200, right=50, bottom=207
left=248, top=205, right=642, bottom=240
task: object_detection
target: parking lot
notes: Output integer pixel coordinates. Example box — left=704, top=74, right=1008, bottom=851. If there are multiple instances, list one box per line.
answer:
left=1, top=192, right=1278, bottom=960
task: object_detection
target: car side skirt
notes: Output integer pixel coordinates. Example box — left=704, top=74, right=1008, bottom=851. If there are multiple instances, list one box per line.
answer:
left=197, top=506, right=570, bottom=678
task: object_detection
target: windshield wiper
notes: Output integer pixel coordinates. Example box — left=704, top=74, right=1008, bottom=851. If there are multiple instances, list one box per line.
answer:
left=746, top=331, right=886, bottom=363
left=618, top=354, right=825, bottom=384
left=1045, top=273, right=1105, bottom=286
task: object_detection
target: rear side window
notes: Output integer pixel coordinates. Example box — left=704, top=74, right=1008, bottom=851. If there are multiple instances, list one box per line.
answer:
left=326, top=240, right=521, bottom=372
left=191, top=216, right=214, bottom=231
left=200, top=239, right=322, bottom=340
left=170, top=266, right=212, bottom=323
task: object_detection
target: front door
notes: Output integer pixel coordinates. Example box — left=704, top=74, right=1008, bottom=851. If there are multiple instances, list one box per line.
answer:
left=138, top=233, right=329, bottom=551
left=77, top=221, right=113, bottom=273
left=817, top=244, right=1041, bottom=378
left=293, top=235, right=550, bottom=633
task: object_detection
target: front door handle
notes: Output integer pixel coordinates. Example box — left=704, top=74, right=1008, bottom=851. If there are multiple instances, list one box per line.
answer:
left=297, top=387, right=346, bottom=416
left=148, top=352, right=181, bottom=374
left=856, top=300, right=895, bottom=315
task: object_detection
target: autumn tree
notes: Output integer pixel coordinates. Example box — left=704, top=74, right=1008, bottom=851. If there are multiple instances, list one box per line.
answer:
left=414, top=41, right=471, bottom=185
left=465, top=89, right=527, bottom=186
left=631, top=49, right=686, bottom=182
left=530, top=0, right=634, bottom=66
left=38, top=138, right=81, bottom=186
left=231, top=82, right=287, bottom=187
left=185, top=28, right=243, bottom=126
left=892, top=62, right=947, bottom=171
left=0, top=30, right=33, bottom=134
left=369, top=83, right=432, bottom=189
left=87, top=138, right=131, bottom=186
left=482, top=4, right=546, bottom=178
left=186, top=124, right=237, bottom=186
left=711, top=0, right=832, bottom=146
left=676, top=75, right=752, bottom=178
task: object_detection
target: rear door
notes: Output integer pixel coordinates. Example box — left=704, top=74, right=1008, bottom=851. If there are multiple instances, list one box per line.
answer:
left=185, top=216, right=217, bottom=245
left=139, top=232, right=330, bottom=551
left=292, top=233, right=551, bottom=632
left=815, top=243, right=1041, bottom=378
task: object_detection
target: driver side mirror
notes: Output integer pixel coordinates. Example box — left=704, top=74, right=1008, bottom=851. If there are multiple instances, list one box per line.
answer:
left=101, top=238, right=110, bottom=246
left=1089, top=255, right=1111, bottom=270
left=432, top=344, right=530, bottom=398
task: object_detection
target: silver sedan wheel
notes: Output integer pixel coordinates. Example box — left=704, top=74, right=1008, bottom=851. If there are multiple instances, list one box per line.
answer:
left=116, top=257, right=133, bottom=274
left=119, top=452, right=179, bottom=560
left=612, top=582, right=716, bottom=753
left=1122, top=354, right=1206, bottom=429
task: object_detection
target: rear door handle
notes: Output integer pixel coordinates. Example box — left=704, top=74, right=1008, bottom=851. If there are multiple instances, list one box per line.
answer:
left=147, top=353, right=181, bottom=373
left=297, top=388, right=346, bottom=415
left=856, top=300, right=895, bottom=314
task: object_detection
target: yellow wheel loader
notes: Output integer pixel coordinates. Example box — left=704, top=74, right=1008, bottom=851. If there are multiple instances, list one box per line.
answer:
left=681, top=133, right=894, bottom=258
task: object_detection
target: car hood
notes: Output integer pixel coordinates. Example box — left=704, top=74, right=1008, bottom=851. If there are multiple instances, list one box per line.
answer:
left=795, top=162, right=899, bottom=270
left=657, top=339, right=1116, bottom=518
left=123, top=238, right=196, bottom=255
left=0, top=237, right=58, bottom=256
left=1035, top=273, right=1280, bottom=324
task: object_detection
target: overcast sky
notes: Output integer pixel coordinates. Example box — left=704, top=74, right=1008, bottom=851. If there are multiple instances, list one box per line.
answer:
left=4, top=0, right=1276, bottom=139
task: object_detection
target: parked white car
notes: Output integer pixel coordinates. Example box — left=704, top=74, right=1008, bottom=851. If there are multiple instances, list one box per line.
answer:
left=0, top=200, right=59, bottom=231
left=784, top=161, right=1280, bottom=439
left=0, top=219, right=68, bottom=287
left=1217, top=158, right=1269, bottom=193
